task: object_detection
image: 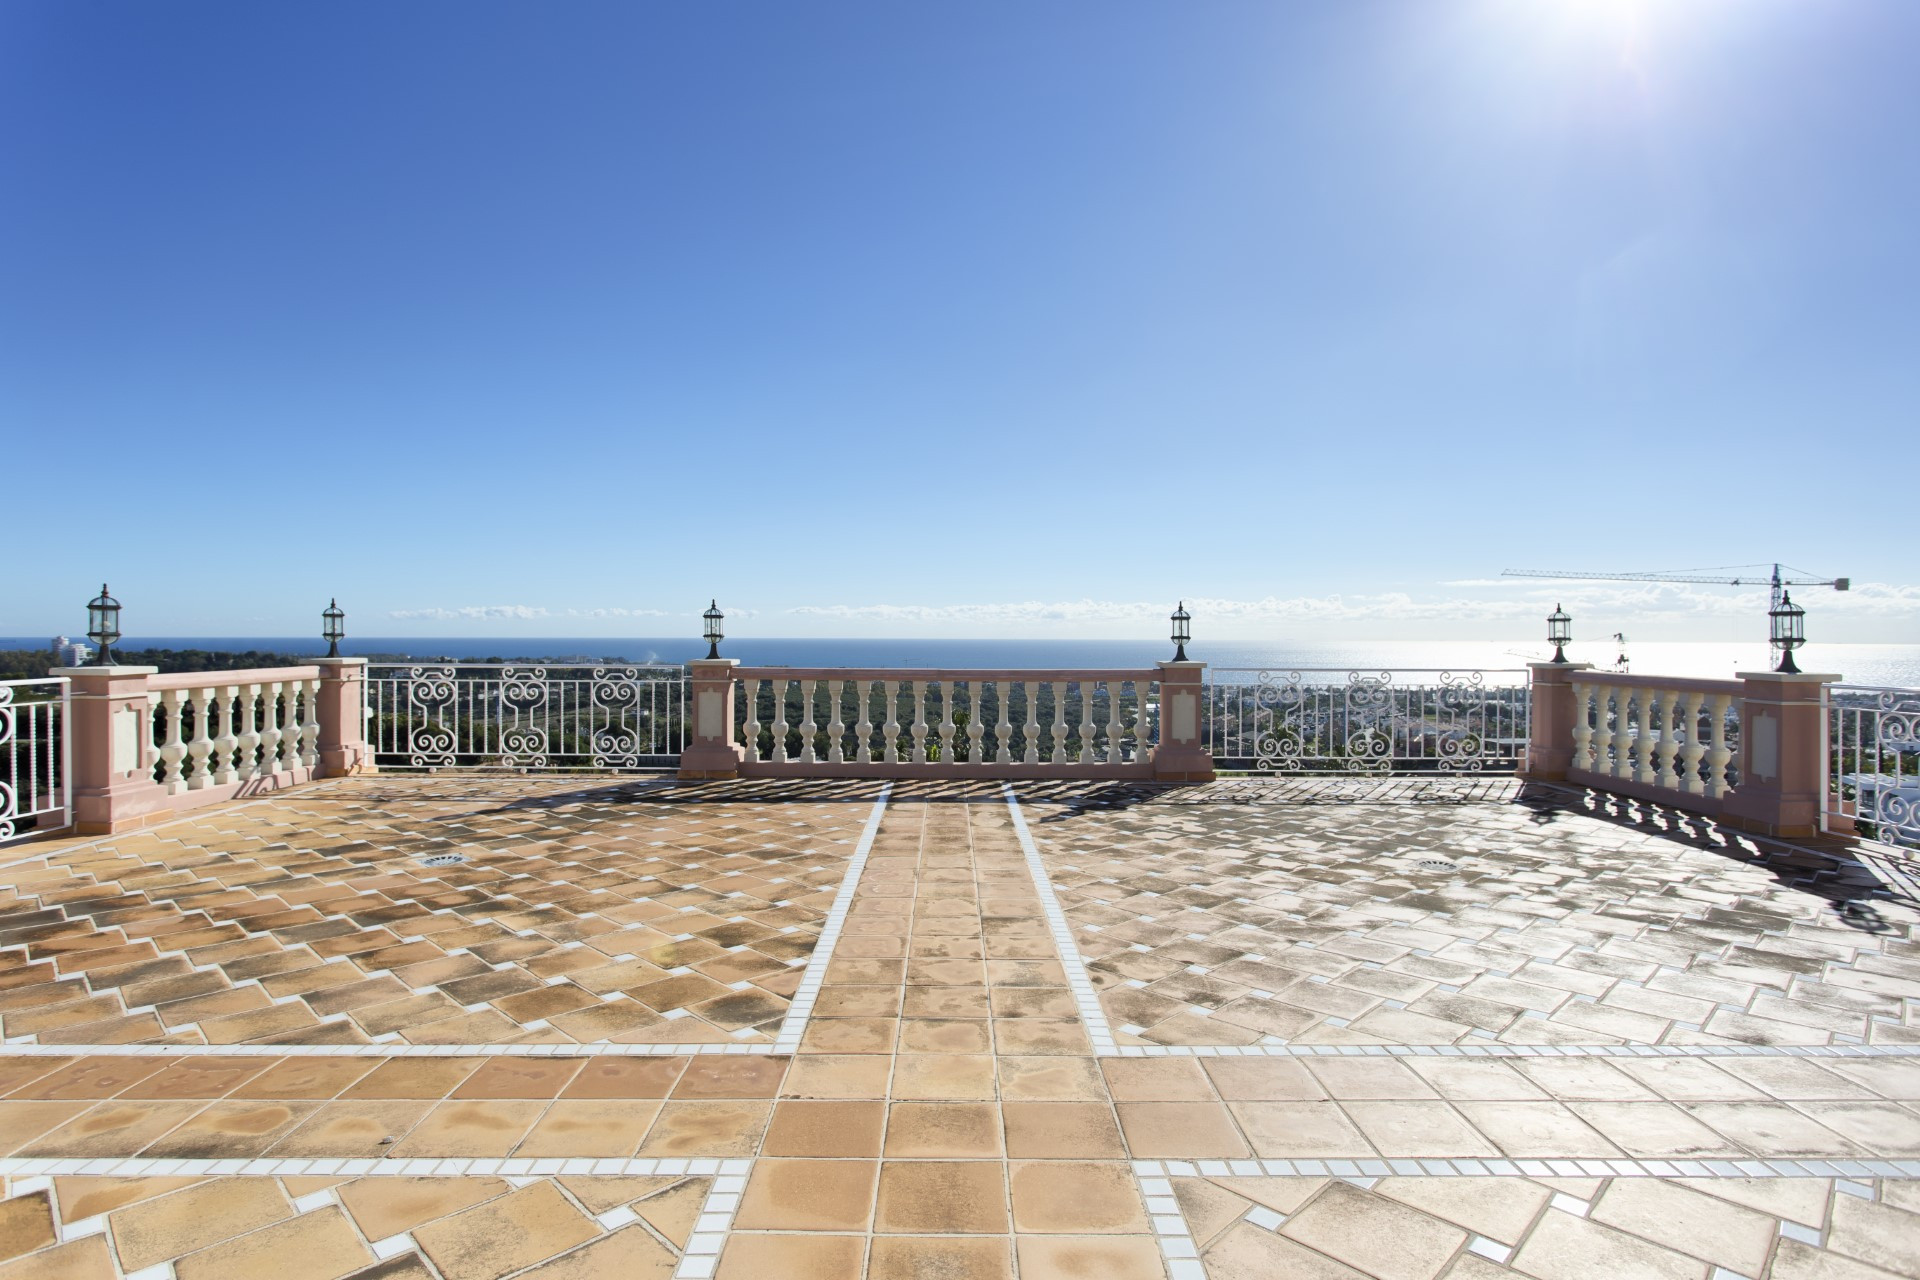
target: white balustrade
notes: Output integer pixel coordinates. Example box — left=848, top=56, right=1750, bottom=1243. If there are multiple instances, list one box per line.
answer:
left=148, top=670, right=322, bottom=794
left=1568, top=674, right=1740, bottom=813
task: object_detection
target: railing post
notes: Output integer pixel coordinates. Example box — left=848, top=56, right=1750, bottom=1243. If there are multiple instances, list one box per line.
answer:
left=57, top=664, right=168, bottom=833
left=680, top=659, right=745, bottom=779
left=1151, top=661, right=1214, bottom=782
left=315, top=658, right=374, bottom=777
left=1721, top=669, right=1840, bottom=838
left=1523, top=662, right=1592, bottom=780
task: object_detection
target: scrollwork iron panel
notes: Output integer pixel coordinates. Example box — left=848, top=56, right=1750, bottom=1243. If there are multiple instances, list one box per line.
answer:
left=1209, top=668, right=1528, bottom=775
left=367, top=664, right=686, bottom=771
left=0, top=678, right=69, bottom=842
left=1830, top=685, right=1920, bottom=851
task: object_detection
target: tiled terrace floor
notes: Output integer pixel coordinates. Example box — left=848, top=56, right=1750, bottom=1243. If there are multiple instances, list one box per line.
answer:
left=0, top=774, right=1914, bottom=1279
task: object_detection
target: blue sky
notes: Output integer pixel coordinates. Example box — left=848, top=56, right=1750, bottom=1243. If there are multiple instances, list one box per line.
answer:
left=3, top=0, right=1915, bottom=643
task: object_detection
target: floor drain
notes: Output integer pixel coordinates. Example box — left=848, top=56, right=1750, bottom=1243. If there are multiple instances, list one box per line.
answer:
left=1416, top=858, right=1459, bottom=872
left=420, top=853, right=467, bottom=867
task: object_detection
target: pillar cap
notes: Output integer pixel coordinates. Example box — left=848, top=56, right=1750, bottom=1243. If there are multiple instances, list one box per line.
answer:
left=1734, top=671, right=1841, bottom=683
left=52, top=664, right=158, bottom=678
left=1528, top=661, right=1594, bottom=672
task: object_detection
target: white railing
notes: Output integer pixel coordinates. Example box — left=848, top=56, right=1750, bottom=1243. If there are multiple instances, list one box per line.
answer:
left=367, top=664, right=687, bottom=769
left=734, top=669, right=1157, bottom=774
left=1, top=678, right=69, bottom=842
left=1206, top=669, right=1530, bottom=772
left=1568, top=673, right=1740, bottom=810
left=148, top=668, right=322, bottom=794
left=1828, top=685, right=1919, bottom=850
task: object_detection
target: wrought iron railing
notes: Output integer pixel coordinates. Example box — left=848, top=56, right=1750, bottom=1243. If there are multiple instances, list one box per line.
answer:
left=1, top=677, right=69, bottom=842
left=1205, top=668, right=1530, bottom=773
left=1829, top=684, right=1920, bottom=851
left=366, top=664, right=687, bottom=770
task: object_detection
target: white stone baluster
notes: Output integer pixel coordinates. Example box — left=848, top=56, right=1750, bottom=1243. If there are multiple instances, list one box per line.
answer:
left=936, top=683, right=956, bottom=763
left=855, top=681, right=875, bottom=764
left=1705, top=692, right=1735, bottom=798
left=211, top=684, right=240, bottom=784
left=185, top=686, right=216, bottom=789
left=828, top=681, right=847, bottom=763
left=157, top=689, right=188, bottom=793
left=1653, top=689, right=1681, bottom=789
left=1632, top=687, right=1658, bottom=785
left=991, top=683, right=1010, bottom=764
left=1107, top=683, right=1126, bottom=764
left=910, top=683, right=930, bottom=763
left=799, top=679, right=820, bottom=764
left=1603, top=688, right=1628, bottom=779
left=1676, top=690, right=1707, bottom=794
left=966, top=682, right=986, bottom=765
left=1059, top=679, right=1075, bottom=759
left=772, top=679, right=792, bottom=763
left=1570, top=681, right=1594, bottom=772
left=883, top=681, right=902, bottom=763
left=1076, top=682, right=1096, bottom=765
left=231, top=683, right=260, bottom=779
left=741, top=679, right=762, bottom=762
left=1021, top=684, right=1040, bottom=764
left=279, top=682, right=305, bottom=774
left=302, top=678, right=322, bottom=770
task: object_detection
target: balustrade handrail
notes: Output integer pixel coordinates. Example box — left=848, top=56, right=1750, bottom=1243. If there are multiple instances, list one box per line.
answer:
left=732, top=666, right=1161, bottom=682
left=1571, top=671, right=1743, bottom=696
left=149, top=665, right=321, bottom=690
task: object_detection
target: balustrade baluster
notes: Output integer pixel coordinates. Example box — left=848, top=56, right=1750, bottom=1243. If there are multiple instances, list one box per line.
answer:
left=157, top=689, right=188, bottom=793
left=772, top=680, right=792, bottom=763
left=828, top=681, right=847, bottom=763
left=990, top=683, right=1008, bottom=764
left=884, top=681, right=902, bottom=763
left=302, top=678, right=322, bottom=770
left=911, top=683, right=930, bottom=763
left=236, top=684, right=264, bottom=779
left=966, top=682, right=986, bottom=765
left=1076, top=683, right=1096, bottom=765
left=1653, top=690, right=1681, bottom=788
left=278, top=683, right=305, bottom=774
left=1705, top=693, right=1735, bottom=798
left=1105, top=683, right=1124, bottom=764
left=1675, top=690, right=1707, bottom=794
left=799, top=679, right=819, bottom=764
left=1631, top=688, right=1656, bottom=785
left=212, top=685, right=240, bottom=784
left=1020, top=683, right=1038, bottom=764
left=855, top=682, right=875, bottom=763
left=1604, top=689, right=1628, bottom=779
left=1570, top=682, right=1594, bottom=771
left=936, top=682, right=955, bottom=762
left=1059, top=687, right=1075, bottom=767
left=186, top=686, right=215, bottom=789
left=741, top=679, right=762, bottom=762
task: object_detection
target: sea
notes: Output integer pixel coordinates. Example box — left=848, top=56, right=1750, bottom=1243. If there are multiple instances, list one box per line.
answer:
left=9, top=637, right=1919, bottom=688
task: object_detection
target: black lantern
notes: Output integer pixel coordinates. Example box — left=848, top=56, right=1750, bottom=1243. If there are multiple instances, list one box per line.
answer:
left=1770, top=591, right=1805, bottom=674
left=86, top=583, right=121, bottom=665
left=1547, top=603, right=1571, bottom=664
left=1170, top=601, right=1191, bottom=663
left=703, top=599, right=724, bottom=660
left=322, top=598, right=346, bottom=658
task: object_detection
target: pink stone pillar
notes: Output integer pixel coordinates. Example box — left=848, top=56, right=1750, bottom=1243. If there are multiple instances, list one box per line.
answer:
left=1721, top=671, right=1839, bottom=838
left=59, top=665, right=168, bottom=834
left=1150, top=661, right=1215, bottom=783
left=679, top=659, right=745, bottom=779
left=315, top=657, right=374, bottom=777
left=1524, top=662, right=1593, bottom=780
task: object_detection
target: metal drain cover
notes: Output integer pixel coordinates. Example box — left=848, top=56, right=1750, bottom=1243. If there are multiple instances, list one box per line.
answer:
left=420, top=853, right=467, bottom=867
left=1416, top=858, right=1459, bottom=872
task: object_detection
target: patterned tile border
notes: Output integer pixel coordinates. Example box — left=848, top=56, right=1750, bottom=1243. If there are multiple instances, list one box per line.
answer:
left=0, top=785, right=891, bottom=1058
left=1002, top=782, right=1116, bottom=1052
left=770, top=781, right=892, bottom=1055
left=0, top=1155, right=754, bottom=1178
left=1126, top=1157, right=1920, bottom=1181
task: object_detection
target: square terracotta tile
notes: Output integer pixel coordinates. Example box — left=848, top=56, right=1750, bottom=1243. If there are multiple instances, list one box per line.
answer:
left=1002, top=1102, right=1126, bottom=1159
left=230, top=1059, right=380, bottom=1100
left=868, top=1235, right=1013, bottom=1280
left=875, top=1160, right=1010, bottom=1234
left=891, top=1055, right=997, bottom=1101
left=1016, top=1234, right=1166, bottom=1280
left=783, top=1054, right=893, bottom=1100
left=450, top=1057, right=584, bottom=1100
left=1102, top=1058, right=1218, bottom=1102
left=561, top=1056, right=688, bottom=1099
left=1115, top=1102, right=1250, bottom=1159
left=118, top=1058, right=275, bottom=1100
left=1010, top=1161, right=1148, bottom=1233
left=337, top=1176, right=510, bottom=1241
left=735, top=1159, right=880, bottom=1231
left=999, top=1057, right=1107, bottom=1102
left=139, top=1101, right=320, bottom=1159
left=20, top=1100, right=205, bottom=1158
left=340, top=1058, right=483, bottom=1100
left=671, top=1056, right=788, bottom=1100
left=265, top=1100, right=435, bottom=1157
left=390, top=1099, right=546, bottom=1157
left=716, top=1233, right=867, bottom=1279
left=636, top=1101, right=770, bottom=1157
left=412, top=1181, right=599, bottom=1280
left=884, top=1102, right=1003, bottom=1157
left=762, top=1100, right=887, bottom=1157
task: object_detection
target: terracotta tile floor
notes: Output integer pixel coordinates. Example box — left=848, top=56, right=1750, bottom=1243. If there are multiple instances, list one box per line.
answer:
left=0, top=775, right=1914, bottom=1278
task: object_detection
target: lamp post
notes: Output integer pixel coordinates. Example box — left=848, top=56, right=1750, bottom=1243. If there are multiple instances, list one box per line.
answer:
left=1170, top=601, right=1191, bottom=663
left=1770, top=592, right=1805, bottom=674
left=703, top=600, right=724, bottom=660
left=322, top=599, right=346, bottom=658
left=87, top=584, right=121, bottom=666
left=1547, top=604, right=1571, bottom=664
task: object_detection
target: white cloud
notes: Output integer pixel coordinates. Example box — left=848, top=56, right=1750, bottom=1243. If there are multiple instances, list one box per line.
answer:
left=387, top=605, right=751, bottom=622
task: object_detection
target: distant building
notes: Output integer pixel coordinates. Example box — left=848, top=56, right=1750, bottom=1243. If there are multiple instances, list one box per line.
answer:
left=50, top=636, right=91, bottom=667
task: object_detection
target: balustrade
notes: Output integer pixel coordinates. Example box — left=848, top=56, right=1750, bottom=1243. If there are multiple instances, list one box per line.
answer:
left=731, top=669, right=1158, bottom=776
left=1568, top=673, right=1740, bottom=811
left=147, top=669, right=321, bottom=795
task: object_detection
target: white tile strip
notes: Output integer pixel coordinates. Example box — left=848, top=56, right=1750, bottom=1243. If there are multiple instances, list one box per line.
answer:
left=771, top=783, right=890, bottom=1055
left=1126, top=1158, right=1920, bottom=1181
left=1002, top=782, right=1116, bottom=1053
left=1103, top=1042, right=1920, bottom=1059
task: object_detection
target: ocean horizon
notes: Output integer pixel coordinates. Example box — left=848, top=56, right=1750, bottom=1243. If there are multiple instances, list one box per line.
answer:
left=8, top=636, right=1918, bottom=687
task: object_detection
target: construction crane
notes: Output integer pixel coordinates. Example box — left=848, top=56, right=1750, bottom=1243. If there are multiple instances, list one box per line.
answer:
left=1501, top=564, right=1849, bottom=611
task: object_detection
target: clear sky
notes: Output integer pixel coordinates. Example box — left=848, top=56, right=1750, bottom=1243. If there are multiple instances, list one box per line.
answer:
left=3, top=1, right=1915, bottom=643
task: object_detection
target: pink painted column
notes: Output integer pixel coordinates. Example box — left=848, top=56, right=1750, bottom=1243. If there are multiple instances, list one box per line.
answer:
left=1150, top=661, right=1215, bottom=782
left=1524, top=662, right=1592, bottom=780
left=1721, top=670, right=1839, bottom=838
left=679, top=659, right=745, bottom=779
left=59, top=665, right=168, bottom=833
left=315, top=657, right=375, bottom=777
